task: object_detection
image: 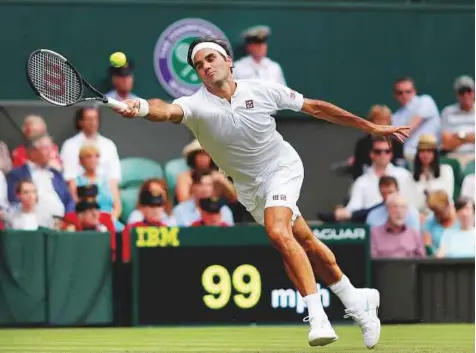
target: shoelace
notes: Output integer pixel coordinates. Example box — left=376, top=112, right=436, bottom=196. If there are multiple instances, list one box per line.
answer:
left=343, top=309, right=372, bottom=333
left=303, top=316, right=330, bottom=328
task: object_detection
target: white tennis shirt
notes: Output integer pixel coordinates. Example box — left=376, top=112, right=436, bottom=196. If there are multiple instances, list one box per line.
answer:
left=173, top=79, right=304, bottom=185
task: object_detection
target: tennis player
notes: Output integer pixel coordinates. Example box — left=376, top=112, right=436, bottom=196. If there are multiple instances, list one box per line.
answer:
left=115, top=37, right=409, bottom=348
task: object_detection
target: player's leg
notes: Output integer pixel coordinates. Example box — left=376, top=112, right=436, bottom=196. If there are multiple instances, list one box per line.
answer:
left=263, top=206, right=337, bottom=346
left=292, top=216, right=381, bottom=349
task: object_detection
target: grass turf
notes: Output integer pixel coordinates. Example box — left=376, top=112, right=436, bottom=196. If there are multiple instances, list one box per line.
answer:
left=0, top=324, right=473, bottom=353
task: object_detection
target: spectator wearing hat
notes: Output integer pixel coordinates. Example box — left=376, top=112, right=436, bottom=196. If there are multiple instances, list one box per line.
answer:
left=12, top=115, right=61, bottom=170
left=412, top=134, right=455, bottom=211
left=191, top=197, right=231, bottom=227
left=60, top=107, right=121, bottom=183
left=3, top=180, right=39, bottom=230
left=63, top=185, right=115, bottom=231
left=351, top=105, right=405, bottom=180
left=7, top=134, right=74, bottom=228
left=233, top=25, right=286, bottom=85
left=437, top=197, right=475, bottom=258
left=391, top=77, right=441, bottom=162
left=105, top=61, right=138, bottom=101
left=127, top=178, right=175, bottom=226
left=176, top=139, right=236, bottom=203
left=423, top=190, right=460, bottom=255
left=68, top=144, right=122, bottom=230
left=441, top=75, right=475, bottom=167
left=173, top=169, right=234, bottom=226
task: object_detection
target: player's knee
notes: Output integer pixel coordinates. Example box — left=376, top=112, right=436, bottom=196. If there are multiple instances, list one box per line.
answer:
left=266, top=225, right=294, bottom=253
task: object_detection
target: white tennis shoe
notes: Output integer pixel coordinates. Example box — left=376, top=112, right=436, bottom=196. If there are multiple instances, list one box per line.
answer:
left=344, top=288, right=381, bottom=349
left=304, top=316, right=338, bottom=346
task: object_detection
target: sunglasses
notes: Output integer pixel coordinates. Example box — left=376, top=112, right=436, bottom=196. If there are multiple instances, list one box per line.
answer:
left=457, top=88, right=473, bottom=95
left=395, top=89, right=414, bottom=95
left=372, top=149, right=392, bottom=155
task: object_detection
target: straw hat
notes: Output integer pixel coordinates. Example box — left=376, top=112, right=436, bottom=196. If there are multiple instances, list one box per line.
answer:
left=417, top=134, right=438, bottom=150
left=182, top=139, right=204, bottom=158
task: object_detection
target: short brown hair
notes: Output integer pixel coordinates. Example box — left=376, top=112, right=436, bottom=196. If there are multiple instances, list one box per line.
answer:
left=379, top=176, right=399, bottom=190
left=368, top=105, right=391, bottom=124
left=15, top=179, right=35, bottom=194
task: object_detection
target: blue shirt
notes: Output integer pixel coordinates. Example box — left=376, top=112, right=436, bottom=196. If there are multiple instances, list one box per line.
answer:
left=105, top=90, right=138, bottom=101
left=392, top=95, right=441, bottom=156
left=76, top=175, right=113, bottom=213
left=366, top=203, right=421, bottom=232
left=440, top=228, right=475, bottom=258
left=173, top=199, right=234, bottom=226
left=423, top=213, right=460, bottom=249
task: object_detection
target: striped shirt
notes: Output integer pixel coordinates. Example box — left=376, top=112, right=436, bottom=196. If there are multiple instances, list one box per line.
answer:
left=441, top=103, right=475, bottom=154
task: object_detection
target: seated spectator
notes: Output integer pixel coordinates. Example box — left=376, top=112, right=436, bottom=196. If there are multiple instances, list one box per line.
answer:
left=441, top=76, right=475, bottom=167
left=105, top=61, right=138, bottom=101
left=65, top=197, right=114, bottom=233
left=69, top=144, right=122, bottom=230
left=391, top=77, right=441, bottom=162
left=191, top=197, right=232, bottom=227
left=461, top=173, right=474, bottom=200
left=343, top=137, right=417, bottom=213
left=60, top=107, right=121, bottom=183
left=12, top=115, right=61, bottom=170
left=366, top=176, right=420, bottom=231
left=0, top=140, right=12, bottom=174
left=413, top=134, right=454, bottom=211
left=127, top=178, right=175, bottom=226
left=4, top=180, right=39, bottom=230
left=437, top=197, right=475, bottom=258
left=173, top=169, right=234, bottom=226
left=176, top=139, right=236, bottom=203
left=7, top=134, right=74, bottom=228
left=127, top=189, right=169, bottom=228
left=351, top=105, right=405, bottom=180
left=371, top=194, right=426, bottom=259
left=0, top=170, right=6, bottom=209
left=423, top=190, right=460, bottom=255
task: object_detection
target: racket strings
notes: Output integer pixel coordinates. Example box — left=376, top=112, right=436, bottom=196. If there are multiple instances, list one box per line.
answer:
left=28, top=51, right=82, bottom=106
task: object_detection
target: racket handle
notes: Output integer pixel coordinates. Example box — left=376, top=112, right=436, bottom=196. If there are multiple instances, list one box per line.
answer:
left=105, top=97, right=129, bottom=110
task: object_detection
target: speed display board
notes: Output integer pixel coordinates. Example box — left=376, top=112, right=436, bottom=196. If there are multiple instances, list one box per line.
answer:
left=130, top=225, right=370, bottom=325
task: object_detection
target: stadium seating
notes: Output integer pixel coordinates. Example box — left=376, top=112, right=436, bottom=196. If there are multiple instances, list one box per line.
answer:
left=119, top=186, right=141, bottom=223
left=440, top=156, right=462, bottom=199
left=164, top=158, right=189, bottom=198
left=119, top=157, right=164, bottom=189
left=463, top=159, right=475, bottom=178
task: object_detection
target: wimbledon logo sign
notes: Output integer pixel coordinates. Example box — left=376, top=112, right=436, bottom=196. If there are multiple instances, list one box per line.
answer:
left=153, top=18, right=231, bottom=98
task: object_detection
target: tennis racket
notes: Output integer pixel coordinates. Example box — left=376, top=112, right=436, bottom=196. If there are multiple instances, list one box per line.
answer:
left=26, top=49, right=128, bottom=110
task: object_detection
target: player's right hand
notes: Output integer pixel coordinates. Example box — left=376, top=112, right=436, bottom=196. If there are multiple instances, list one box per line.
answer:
left=113, top=99, right=140, bottom=118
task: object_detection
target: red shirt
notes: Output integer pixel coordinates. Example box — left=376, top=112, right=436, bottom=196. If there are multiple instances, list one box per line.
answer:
left=190, top=219, right=230, bottom=227
left=63, top=211, right=116, bottom=259
left=122, top=221, right=166, bottom=263
left=12, top=144, right=62, bottom=169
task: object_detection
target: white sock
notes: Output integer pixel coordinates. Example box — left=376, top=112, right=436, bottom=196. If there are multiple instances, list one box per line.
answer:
left=329, top=275, right=359, bottom=309
left=303, top=293, right=326, bottom=324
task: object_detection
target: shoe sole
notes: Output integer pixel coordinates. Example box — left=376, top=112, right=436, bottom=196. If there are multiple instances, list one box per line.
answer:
left=309, top=335, right=338, bottom=347
left=367, top=289, right=381, bottom=349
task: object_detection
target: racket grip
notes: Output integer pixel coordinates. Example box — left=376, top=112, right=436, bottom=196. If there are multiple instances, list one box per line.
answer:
left=105, top=97, right=128, bottom=110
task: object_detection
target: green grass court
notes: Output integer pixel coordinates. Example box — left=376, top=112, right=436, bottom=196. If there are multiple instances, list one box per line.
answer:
left=0, top=324, right=473, bottom=352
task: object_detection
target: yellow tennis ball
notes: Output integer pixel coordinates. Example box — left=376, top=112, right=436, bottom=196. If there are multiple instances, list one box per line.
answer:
left=110, top=52, right=127, bottom=67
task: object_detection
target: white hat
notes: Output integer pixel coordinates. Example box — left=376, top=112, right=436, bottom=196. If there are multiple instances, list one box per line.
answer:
left=182, top=139, right=204, bottom=158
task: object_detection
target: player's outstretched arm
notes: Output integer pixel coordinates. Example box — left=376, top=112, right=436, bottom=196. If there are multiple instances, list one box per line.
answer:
left=114, top=98, right=184, bottom=124
left=301, top=98, right=410, bottom=142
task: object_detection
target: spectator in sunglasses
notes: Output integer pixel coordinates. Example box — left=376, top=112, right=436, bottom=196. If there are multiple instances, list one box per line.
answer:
left=413, top=134, right=455, bottom=211
left=391, top=77, right=441, bottom=162
left=342, top=137, right=417, bottom=215
left=440, top=75, right=475, bottom=167
left=351, top=105, right=405, bottom=180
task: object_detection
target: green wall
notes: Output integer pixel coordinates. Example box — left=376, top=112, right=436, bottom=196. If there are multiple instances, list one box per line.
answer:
left=1, top=1, right=474, bottom=114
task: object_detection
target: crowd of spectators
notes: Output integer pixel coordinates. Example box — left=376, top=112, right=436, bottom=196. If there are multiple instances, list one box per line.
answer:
left=0, top=51, right=473, bottom=263
left=332, top=75, right=475, bottom=260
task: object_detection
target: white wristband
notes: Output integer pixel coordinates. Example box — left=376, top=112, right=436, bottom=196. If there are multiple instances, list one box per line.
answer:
left=137, top=98, right=149, bottom=118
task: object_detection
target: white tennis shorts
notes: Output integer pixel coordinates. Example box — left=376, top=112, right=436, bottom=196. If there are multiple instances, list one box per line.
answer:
left=234, top=157, right=304, bottom=226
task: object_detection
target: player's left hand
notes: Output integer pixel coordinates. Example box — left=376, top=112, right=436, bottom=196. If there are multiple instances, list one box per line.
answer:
left=370, top=125, right=410, bottom=143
